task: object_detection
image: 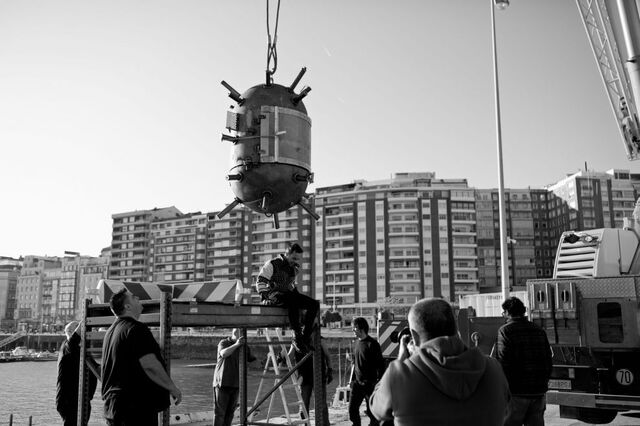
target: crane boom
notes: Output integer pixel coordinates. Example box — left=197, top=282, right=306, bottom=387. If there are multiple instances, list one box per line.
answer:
left=576, top=0, right=640, bottom=160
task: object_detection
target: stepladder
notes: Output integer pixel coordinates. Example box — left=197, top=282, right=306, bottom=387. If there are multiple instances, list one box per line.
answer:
left=249, top=327, right=310, bottom=425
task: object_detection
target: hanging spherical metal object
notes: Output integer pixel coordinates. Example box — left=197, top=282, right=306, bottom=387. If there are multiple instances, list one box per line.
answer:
left=218, top=68, right=318, bottom=226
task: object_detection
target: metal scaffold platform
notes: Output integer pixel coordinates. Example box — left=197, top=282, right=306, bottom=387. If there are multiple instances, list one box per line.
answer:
left=77, top=290, right=327, bottom=426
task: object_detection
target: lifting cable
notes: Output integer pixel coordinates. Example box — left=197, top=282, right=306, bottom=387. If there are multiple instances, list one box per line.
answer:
left=266, top=0, right=281, bottom=83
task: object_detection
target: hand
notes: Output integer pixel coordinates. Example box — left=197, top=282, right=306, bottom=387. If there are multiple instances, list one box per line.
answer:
left=398, top=334, right=412, bottom=361
left=237, top=336, right=245, bottom=345
left=171, top=386, right=182, bottom=406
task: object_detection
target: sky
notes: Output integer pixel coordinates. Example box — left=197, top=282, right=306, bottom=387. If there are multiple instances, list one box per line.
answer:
left=1, top=0, right=639, bottom=259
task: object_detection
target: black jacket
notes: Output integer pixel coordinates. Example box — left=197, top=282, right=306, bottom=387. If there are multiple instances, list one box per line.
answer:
left=495, top=317, right=552, bottom=396
left=56, top=332, right=98, bottom=413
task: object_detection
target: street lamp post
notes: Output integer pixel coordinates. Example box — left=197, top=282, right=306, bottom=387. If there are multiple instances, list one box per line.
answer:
left=332, top=277, right=337, bottom=311
left=491, top=0, right=510, bottom=302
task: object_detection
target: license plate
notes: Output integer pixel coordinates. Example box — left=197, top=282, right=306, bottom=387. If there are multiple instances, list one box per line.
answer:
left=548, top=379, right=572, bottom=390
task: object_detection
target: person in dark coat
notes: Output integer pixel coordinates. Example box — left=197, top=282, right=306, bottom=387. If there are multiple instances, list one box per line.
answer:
left=495, top=297, right=552, bottom=426
left=349, top=317, right=385, bottom=426
left=56, top=321, right=98, bottom=426
left=255, top=242, right=319, bottom=353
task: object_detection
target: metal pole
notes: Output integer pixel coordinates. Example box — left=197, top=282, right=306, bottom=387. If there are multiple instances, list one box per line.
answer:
left=491, top=0, right=510, bottom=301
left=159, top=291, right=172, bottom=426
left=240, top=327, right=248, bottom=426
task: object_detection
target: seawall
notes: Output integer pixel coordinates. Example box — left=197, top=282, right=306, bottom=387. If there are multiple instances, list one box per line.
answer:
left=0, top=333, right=356, bottom=359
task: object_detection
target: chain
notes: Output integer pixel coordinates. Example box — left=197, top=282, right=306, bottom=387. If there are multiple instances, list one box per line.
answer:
left=266, top=0, right=281, bottom=83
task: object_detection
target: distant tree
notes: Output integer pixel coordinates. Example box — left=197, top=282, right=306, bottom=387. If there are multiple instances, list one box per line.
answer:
left=321, top=309, right=343, bottom=326
left=377, top=296, right=411, bottom=318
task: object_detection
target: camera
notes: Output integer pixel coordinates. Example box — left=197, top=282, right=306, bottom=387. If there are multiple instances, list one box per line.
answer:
left=390, top=327, right=411, bottom=344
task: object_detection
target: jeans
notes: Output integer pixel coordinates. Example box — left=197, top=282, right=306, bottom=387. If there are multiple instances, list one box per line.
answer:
left=349, top=382, right=379, bottom=426
left=504, top=395, right=546, bottom=426
left=266, top=290, right=319, bottom=338
left=213, top=386, right=239, bottom=426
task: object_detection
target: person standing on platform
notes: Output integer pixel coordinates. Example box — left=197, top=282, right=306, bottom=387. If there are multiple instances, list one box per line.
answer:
left=101, top=288, right=182, bottom=426
left=56, top=320, right=98, bottom=426
left=256, top=242, right=320, bottom=353
left=213, top=328, right=256, bottom=426
left=349, top=317, right=384, bottom=426
left=495, top=296, right=553, bottom=426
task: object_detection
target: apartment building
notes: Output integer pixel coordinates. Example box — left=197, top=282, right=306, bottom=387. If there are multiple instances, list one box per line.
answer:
left=0, top=257, right=21, bottom=330
left=76, top=252, right=110, bottom=311
left=149, top=212, right=207, bottom=283
left=314, top=173, right=477, bottom=305
left=57, top=254, right=111, bottom=321
left=109, top=206, right=183, bottom=282
left=475, top=189, right=537, bottom=292
left=14, top=256, right=61, bottom=328
left=205, top=209, right=245, bottom=282
left=546, top=169, right=637, bottom=230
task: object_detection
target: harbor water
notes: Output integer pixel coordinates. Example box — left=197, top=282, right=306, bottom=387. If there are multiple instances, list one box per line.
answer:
left=0, top=356, right=345, bottom=426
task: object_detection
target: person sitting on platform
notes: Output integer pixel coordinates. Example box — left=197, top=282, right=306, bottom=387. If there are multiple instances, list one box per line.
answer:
left=256, top=242, right=320, bottom=353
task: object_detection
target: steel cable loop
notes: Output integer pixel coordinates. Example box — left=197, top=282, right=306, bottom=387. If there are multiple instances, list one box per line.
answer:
left=266, top=0, right=281, bottom=80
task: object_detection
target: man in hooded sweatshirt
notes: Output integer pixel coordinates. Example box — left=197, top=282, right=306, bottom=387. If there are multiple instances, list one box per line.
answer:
left=369, top=298, right=510, bottom=426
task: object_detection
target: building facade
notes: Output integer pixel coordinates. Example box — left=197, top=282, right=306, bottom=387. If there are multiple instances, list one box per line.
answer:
left=0, top=257, right=21, bottom=330
left=109, top=206, right=183, bottom=282
left=14, top=256, right=61, bottom=330
left=149, top=212, right=208, bottom=283
left=103, top=167, right=640, bottom=311
left=313, top=173, right=477, bottom=305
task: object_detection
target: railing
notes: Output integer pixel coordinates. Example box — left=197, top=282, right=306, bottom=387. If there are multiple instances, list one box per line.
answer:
left=0, top=332, right=25, bottom=350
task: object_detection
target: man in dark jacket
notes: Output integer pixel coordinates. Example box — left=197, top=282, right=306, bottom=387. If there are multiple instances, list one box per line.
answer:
left=256, top=242, right=319, bottom=353
left=349, top=317, right=385, bottom=426
left=56, top=321, right=98, bottom=426
left=370, top=298, right=510, bottom=426
left=495, top=297, right=552, bottom=426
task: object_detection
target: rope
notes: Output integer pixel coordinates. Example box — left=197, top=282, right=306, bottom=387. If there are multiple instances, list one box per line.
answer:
left=266, top=0, right=281, bottom=82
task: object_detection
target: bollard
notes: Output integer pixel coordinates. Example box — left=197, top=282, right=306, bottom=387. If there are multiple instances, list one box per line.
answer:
left=8, top=413, right=13, bottom=426
left=28, top=415, right=32, bottom=425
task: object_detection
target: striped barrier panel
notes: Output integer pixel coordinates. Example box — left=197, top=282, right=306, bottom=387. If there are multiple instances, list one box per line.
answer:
left=97, top=279, right=244, bottom=304
left=97, top=279, right=173, bottom=303
left=377, top=319, right=409, bottom=359
left=172, top=280, right=239, bottom=303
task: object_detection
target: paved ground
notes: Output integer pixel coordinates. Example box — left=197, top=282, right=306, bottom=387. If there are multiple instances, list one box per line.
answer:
left=325, top=404, right=640, bottom=426
left=176, top=403, right=640, bottom=425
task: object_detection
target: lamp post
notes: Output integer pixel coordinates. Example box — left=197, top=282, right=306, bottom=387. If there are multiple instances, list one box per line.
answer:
left=491, top=0, right=510, bottom=301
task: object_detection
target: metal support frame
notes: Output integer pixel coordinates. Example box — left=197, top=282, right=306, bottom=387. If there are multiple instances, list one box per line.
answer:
left=77, top=299, right=91, bottom=425
left=79, top=299, right=327, bottom=426
left=575, top=0, right=640, bottom=159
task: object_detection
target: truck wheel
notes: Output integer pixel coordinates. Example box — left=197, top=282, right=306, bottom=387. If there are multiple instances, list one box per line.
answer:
left=560, top=406, right=617, bottom=424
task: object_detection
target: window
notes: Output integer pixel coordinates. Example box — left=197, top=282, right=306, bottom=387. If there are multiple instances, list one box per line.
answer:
left=597, top=302, right=624, bottom=343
